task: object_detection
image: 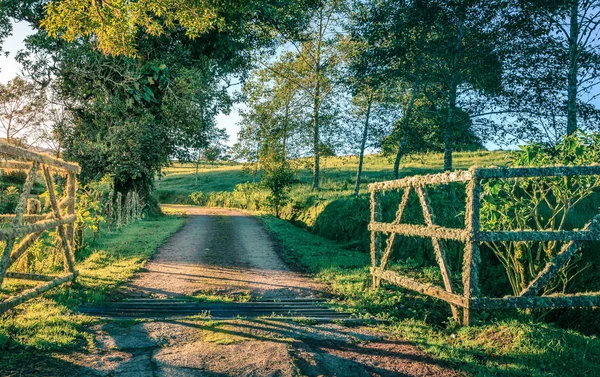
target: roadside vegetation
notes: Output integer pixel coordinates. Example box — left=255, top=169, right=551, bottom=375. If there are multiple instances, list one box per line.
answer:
left=258, top=211, right=600, bottom=377
left=0, top=213, right=184, bottom=352
left=162, top=137, right=600, bottom=376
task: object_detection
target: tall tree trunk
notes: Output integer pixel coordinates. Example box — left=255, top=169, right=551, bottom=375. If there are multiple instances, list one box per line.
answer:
left=354, top=93, right=373, bottom=196
left=393, top=80, right=419, bottom=179
left=311, top=10, right=323, bottom=191
left=283, top=99, right=289, bottom=161
left=312, top=85, right=320, bottom=191
left=393, top=135, right=407, bottom=180
left=444, top=17, right=464, bottom=172
left=195, top=159, right=199, bottom=186
left=444, top=91, right=456, bottom=172
left=567, top=0, right=579, bottom=135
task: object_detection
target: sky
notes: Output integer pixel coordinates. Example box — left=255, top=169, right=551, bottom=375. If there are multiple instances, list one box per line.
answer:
left=0, top=21, right=244, bottom=146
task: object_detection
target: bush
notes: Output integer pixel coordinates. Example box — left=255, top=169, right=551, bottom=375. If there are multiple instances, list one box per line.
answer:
left=481, top=132, right=600, bottom=296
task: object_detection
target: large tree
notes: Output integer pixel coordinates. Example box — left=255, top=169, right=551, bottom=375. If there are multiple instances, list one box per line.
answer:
left=1, top=0, right=315, bottom=207
left=347, top=0, right=498, bottom=172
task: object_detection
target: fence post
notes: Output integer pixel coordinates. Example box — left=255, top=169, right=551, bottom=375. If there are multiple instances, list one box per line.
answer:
left=462, top=168, right=482, bottom=325
left=370, top=189, right=383, bottom=287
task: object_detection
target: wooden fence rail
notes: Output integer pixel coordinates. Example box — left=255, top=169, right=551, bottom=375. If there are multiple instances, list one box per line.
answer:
left=369, top=165, right=600, bottom=326
left=0, top=140, right=80, bottom=314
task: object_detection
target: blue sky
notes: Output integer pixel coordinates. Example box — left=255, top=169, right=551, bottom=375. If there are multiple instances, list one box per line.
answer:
left=0, top=21, right=243, bottom=146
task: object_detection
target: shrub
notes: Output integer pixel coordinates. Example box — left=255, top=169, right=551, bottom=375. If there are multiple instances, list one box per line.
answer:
left=480, top=132, right=600, bottom=295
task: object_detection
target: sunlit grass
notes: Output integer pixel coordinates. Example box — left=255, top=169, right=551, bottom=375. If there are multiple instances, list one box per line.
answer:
left=0, top=215, right=185, bottom=351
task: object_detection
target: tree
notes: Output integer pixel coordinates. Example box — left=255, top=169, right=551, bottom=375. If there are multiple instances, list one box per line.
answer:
left=3, top=0, right=315, bottom=208
left=41, top=0, right=313, bottom=57
left=497, top=0, right=600, bottom=144
left=348, top=0, right=498, bottom=172
left=233, top=65, right=308, bottom=182
left=262, top=0, right=344, bottom=190
left=0, top=77, right=46, bottom=145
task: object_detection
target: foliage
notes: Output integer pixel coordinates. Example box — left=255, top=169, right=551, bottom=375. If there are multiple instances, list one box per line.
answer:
left=480, top=132, right=600, bottom=295
left=42, top=0, right=313, bottom=57
left=0, top=186, right=20, bottom=214
left=0, top=77, right=46, bottom=145
left=261, top=160, right=297, bottom=218
left=259, top=212, right=600, bottom=377
left=0, top=214, right=185, bottom=352
left=74, top=175, right=113, bottom=249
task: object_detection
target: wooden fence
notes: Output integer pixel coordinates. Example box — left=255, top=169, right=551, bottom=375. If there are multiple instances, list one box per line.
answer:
left=0, top=141, right=80, bottom=314
left=369, top=166, right=600, bottom=325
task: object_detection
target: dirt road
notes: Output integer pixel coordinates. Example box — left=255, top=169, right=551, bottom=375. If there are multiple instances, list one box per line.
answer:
left=45, top=207, right=462, bottom=376
left=124, top=206, right=324, bottom=300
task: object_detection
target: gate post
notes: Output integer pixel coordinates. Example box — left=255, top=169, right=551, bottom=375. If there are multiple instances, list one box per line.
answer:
left=462, top=168, right=482, bottom=325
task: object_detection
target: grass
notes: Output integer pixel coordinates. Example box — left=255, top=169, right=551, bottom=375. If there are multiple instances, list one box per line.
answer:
left=157, top=150, right=510, bottom=203
left=0, top=214, right=185, bottom=352
left=257, top=213, right=600, bottom=377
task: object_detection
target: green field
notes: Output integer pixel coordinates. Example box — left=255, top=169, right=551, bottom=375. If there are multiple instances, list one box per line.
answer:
left=157, top=151, right=510, bottom=203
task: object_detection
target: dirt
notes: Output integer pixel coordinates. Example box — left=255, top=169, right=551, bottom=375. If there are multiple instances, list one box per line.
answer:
left=124, top=206, right=325, bottom=300
left=7, top=206, right=464, bottom=377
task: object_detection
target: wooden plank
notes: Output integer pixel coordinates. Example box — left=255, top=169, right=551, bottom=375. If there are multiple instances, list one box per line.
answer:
left=0, top=273, right=75, bottom=314
left=0, top=162, right=38, bottom=287
left=474, top=165, right=600, bottom=180
left=0, top=215, right=77, bottom=240
left=475, top=230, right=599, bottom=242
left=369, top=222, right=469, bottom=242
left=43, top=166, right=76, bottom=274
left=5, top=272, right=59, bottom=281
left=470, top=293, right=600, bottom=310
left=462, top=176, right=482, bottom=325
left=0, top=140, right=80, bottom=173
left=378, top=187, right=412, bottom=273
left=368, top=170, right=472, bottom=192
left=0, top=214, right=48, bottom=224
left=8, top=231, right=44, bottom=267
left=370, top=190, right=382, bottom=286
left=415, top=186, right=460, bottom=322
left=372, top=269, right=469, bottom=308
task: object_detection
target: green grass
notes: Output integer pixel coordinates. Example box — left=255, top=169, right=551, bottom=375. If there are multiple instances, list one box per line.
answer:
left=257, top=213, right=600, bottom=377
left=0, top=214, right=185, bottom=352
left=157, top=151, right=509, bottom=203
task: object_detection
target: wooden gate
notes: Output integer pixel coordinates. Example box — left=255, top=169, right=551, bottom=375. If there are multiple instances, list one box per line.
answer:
left=0, top=141, right=80, bottom=314
left=369, top=166, right=600, bottom=325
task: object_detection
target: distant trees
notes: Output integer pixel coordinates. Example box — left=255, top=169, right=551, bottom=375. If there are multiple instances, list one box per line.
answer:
left=0, top=77, right=46, bottom=145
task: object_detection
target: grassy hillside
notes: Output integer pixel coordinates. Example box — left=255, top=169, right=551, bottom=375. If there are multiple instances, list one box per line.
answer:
left=157, top=151, right=509, bottom=203
left=158, top=151, right=509, bottom=251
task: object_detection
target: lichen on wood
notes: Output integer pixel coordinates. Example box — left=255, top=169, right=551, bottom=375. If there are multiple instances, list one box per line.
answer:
left=369, top=164, right=600, bottom=326
left=0, top=144, right=80, bottom=314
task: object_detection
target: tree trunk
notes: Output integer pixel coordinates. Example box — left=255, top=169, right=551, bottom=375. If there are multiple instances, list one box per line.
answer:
left=283, top=98, right=289, bottom=160
left=312, top=87, right=320, bottom=191
left=354, top=93, right=373, bottom=196
left=393, top=80, right=419, bottom=179
left=393, top=135, right=407, bottom=180
left=567, top=1, right=579, bottom=135
left=311, top=7, right=324, bottom=192
left=195, top=159, right=199, bottom=186
left=444, top=17, right=464, bottom=172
